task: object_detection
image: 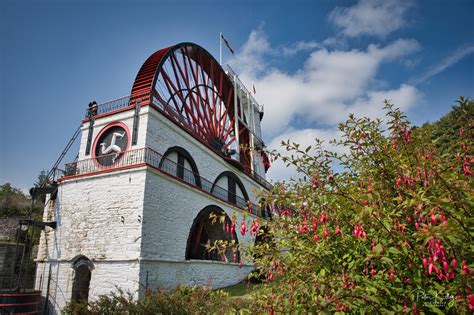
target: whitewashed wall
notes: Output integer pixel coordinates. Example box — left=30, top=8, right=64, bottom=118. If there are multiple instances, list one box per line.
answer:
left=36, top=103, right=268, bottom=313
left=36, top=261, right=140, bottom=314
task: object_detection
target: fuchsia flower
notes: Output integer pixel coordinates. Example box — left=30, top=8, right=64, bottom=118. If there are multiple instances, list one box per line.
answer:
left=463, top=160, right=472, bottom=176
left=323, top=228, right=328, bottom=238
left=468, top=294, right=474, bottom=311
left=313, top=232, right=319, bottom=242
left=240, top=221, right=247, bottom=236
left=250, top=219, right=260, bottom=235
left=430, top=210, right=436, bottom=224
left=462, top=260, right=471, bottom=274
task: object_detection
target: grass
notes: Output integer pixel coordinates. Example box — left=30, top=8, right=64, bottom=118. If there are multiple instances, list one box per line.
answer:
left=221, top=279, right=269, bottom=297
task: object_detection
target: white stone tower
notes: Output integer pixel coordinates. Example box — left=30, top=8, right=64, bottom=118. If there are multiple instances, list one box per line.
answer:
left=35, top=43, right=271, bottom=313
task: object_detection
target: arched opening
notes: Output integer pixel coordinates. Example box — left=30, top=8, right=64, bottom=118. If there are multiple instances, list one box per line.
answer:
left=211, top=171, right=249, bottom=208
left=71, top=255, right=94, bottom=303
left=159, top=146, right=201, bottom=187
left=186, top=205, right=239, bottom=262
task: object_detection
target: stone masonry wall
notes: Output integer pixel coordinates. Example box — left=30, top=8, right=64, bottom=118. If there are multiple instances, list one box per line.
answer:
left=36, top=168, right=146, bottom=314
left=144, top=107, right=267, bottom=200
left=36, top=260, right=140, bottom=314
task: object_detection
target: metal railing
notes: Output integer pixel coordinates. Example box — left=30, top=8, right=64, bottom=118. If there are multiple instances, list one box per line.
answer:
left=149, top=98, right=273, bottom=191
left=80, top=92, right=273, bottom=191
left=63, top=148, right=267, bottom=215
left=84, top=95, right=131, bottom=118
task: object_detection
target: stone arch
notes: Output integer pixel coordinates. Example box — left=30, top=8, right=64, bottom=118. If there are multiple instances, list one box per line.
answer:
left=70, top=255, right=94, bottom=303
left=159, top=146, right=201, bottom=187
left=185, top=205, right=239, bottom=262
left=211, top=171, right=249, bottom=207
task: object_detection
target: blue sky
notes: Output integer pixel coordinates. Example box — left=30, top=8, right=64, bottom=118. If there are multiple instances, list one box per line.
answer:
left=1, top=0, right=473, bottom=191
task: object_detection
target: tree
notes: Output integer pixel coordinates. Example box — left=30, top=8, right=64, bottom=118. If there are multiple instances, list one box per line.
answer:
left=0, top=183, right=30, bottom=217
left=236, top=100, right=473, bottom=313
left=34, top=169, right=50, bottom=188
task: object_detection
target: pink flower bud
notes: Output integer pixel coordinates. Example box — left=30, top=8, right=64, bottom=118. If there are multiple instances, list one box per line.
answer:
left=443, top=261, right=449, bottom=273
left=313, top=232, right=319, bottom=242
left=430, top=211, right=436, bottom=224
left=240, top=221, right=247, bottom=236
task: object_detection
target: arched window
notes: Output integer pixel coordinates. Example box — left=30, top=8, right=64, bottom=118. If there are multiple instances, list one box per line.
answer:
left=211, top=171, right=249, bottom=208
left=71, top=255, right=94, bottom=303
left=159, top=146, right=201, bottom=187
left=186, top=205, right=239, bottom=263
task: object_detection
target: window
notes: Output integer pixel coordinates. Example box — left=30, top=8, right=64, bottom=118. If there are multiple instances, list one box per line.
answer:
left=186, top=206, right=239, bottom=263
left=211, top=171, right=249, bottom=208
left=159, top=146, right=201, bottom=187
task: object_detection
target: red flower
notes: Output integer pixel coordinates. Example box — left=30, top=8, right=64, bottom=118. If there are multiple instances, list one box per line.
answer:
left=468, top=294, right=474, bottom=311
left=240, top=221, right=247, bottom=236
left=313, top=232, right=319, bottom=242
left=323, top=228, right=328, bottom=238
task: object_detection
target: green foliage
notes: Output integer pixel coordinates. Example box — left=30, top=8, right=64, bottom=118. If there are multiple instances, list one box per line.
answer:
left=1, top=169, right=49, bottom=218
left=0, top=183, right=31, bottom=217
left=62, top=99, right=473, bottom=314
left=422, top=96, right=474, bottom=156
left=63, top=286, right=251, bottom=314
left=239, top=98, right=473, bottom=313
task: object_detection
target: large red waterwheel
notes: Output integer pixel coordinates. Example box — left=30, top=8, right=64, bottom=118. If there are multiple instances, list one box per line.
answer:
left=129, top=43, right=250, bottom=167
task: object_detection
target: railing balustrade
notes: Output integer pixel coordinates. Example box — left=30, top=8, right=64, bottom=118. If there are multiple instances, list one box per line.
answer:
left=84, top=95, right=131, bottom=118
left=63, top=147, right=267, bottom=216
left=82, top=94, right=273, bottom=191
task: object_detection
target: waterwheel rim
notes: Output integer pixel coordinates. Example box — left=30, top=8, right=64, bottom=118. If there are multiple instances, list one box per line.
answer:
left=130, top=43, right=239, bottom=153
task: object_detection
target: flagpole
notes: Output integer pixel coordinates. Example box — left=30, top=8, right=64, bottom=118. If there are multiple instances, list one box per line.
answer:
left=219, top=32, right=222, bottom=65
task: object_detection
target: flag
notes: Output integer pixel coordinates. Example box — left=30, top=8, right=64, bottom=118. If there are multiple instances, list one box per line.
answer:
left=252, top=82, right=256, bottom=95
left=221, top=33, right=235, bottom=55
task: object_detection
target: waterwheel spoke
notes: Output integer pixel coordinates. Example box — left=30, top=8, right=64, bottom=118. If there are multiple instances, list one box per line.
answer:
left=143, top=44, right=241, bottom=154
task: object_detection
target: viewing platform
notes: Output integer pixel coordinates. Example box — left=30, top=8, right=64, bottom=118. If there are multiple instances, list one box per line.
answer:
left=61, top=147, right=272, bottom=218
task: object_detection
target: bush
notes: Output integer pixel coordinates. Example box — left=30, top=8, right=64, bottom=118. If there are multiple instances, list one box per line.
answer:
left=63, top=286, right=251, bottom=314
left=240, top=100, right=473, bottom=313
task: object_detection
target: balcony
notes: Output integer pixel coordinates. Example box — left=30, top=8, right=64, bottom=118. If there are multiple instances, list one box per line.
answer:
left=62, top=148, right=272, bottom=217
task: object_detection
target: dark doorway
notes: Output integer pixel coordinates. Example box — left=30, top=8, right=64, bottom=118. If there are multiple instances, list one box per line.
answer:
left=71, top=265, right=91, bottom=302
left=70, top=255, right=93, bottom=304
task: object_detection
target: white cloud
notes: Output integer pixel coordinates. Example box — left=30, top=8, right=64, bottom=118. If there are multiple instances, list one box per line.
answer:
left=281, top=41, right=320, bottom=56
left=232, top=31, right=420, bottom=135
left=229, top=29, right=422, bottom=180
left=265, top=84, right=422, bottom=181
left=411, top=45, right=474, bottom=85
left=230, top=28, right=271, bottom=77
left=328, top=0, right=413, bottom=38
left=266, top=128, right=343, bottom=181
left=348, top=84, right=422, bottom=125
